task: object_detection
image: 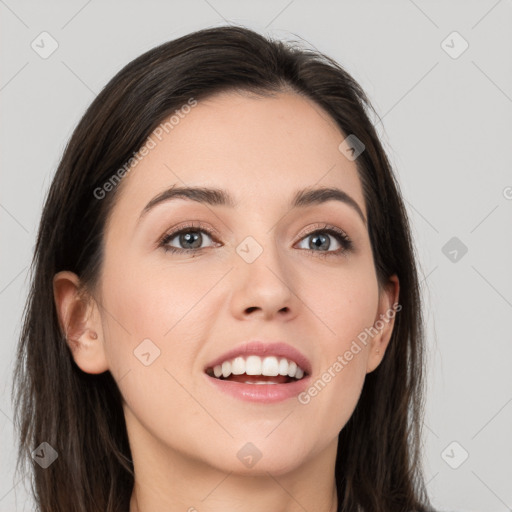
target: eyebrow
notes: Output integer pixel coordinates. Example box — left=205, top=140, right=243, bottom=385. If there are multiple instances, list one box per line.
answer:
left=138, top=185, right=367, bottom=225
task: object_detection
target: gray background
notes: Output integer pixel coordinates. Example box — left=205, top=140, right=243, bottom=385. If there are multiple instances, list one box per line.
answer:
left=1, top=1, right=511, bottom=511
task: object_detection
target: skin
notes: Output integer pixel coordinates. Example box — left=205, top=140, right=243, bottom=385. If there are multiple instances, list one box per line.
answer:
left=53, top=90, right=399, bottom=512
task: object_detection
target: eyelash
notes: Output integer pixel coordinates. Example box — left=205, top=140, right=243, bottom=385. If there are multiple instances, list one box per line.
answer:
left=158, top=221, right=353, bottom=258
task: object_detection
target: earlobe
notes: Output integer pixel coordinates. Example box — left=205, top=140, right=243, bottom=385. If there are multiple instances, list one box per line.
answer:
left=66, top=328, right=109, bottom=375
left=53, top=271, right=109, bottom=375
left=366, top=274, right=400, bottom=374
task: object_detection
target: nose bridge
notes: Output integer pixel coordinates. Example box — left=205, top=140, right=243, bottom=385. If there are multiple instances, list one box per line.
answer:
left=232, top=207, right=281, bottom=268
left=230, top=225, right=297, bottom=318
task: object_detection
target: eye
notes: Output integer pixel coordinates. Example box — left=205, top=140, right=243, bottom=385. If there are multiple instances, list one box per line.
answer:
left=158, top=222, right=219, bottom=254
left=295, top=224, right=353, bottom=258
left=158, top=221, right=353, bottom=258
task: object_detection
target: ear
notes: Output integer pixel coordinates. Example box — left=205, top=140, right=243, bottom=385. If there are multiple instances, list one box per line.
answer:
left=53, top=271, right=109, bottom=374
left=366, top=274, right=400, bottom=374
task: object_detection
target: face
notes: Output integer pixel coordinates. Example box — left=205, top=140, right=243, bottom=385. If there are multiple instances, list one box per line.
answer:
left=56, top=90, right=399, bottom=477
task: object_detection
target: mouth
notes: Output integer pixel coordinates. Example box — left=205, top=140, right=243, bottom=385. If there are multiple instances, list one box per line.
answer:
left=205, top=355, right=308, bottom=385
left=203, top=340, right=312, bottom=402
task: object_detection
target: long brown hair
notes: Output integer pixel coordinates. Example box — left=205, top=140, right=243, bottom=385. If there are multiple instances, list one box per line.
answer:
left=12, top=25, right=435, bottom=512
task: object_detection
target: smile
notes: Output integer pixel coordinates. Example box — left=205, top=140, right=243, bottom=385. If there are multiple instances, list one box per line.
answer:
left=205, top=355, right=307, bottom=384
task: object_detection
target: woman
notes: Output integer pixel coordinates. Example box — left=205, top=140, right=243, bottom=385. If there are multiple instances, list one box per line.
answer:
left=12, top=25, right=436, bottom=512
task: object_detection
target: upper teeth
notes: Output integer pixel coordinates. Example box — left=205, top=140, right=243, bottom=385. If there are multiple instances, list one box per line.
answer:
left=212, top=355, right=305, bottom=380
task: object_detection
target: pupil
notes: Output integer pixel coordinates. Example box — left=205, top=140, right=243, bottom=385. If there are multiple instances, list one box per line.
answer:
left=311, top=233, right=329, bottom=251
left=181, top=231, right=201, bottom=249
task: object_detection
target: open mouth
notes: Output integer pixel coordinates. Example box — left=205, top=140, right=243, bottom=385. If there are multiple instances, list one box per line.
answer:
left=205, top=355, right=308, bottom=384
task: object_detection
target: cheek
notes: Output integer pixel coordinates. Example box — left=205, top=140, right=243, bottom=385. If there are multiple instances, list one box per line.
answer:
left=302, top=259, right=379, bottom=347
left=297, top=263, right=377, bottom=423
left=99, top=253, right=222, bottom=376
left=98, top=258, right=214, bottom=431
left=103, top=247, right=207, bottom=330
left=299, top=333, right=369, bottom=443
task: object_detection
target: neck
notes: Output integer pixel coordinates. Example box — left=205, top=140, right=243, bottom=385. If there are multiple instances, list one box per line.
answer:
left=126, top=412, right=339, bottom=512
left=130, top=478, right=338, bottom=512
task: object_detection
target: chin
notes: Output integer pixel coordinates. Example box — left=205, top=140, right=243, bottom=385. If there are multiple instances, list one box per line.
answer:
left=201, top=441, right=312, bottom=477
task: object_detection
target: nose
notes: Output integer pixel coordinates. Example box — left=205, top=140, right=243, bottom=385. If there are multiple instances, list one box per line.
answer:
left=229, top=237, right=299, bottom=321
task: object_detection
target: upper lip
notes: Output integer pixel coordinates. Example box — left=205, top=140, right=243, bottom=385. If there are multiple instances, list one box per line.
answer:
left=204, top=340, right=312, bottom=375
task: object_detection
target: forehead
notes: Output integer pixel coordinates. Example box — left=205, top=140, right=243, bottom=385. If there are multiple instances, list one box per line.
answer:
left=108, top=90, right=366, bottom=226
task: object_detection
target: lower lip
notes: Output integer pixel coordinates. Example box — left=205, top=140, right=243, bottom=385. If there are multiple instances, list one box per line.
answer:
left=205, top=374, right=311, bottom=403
